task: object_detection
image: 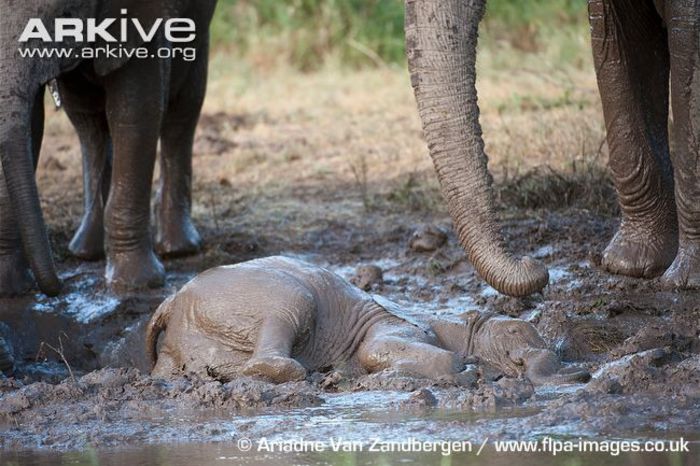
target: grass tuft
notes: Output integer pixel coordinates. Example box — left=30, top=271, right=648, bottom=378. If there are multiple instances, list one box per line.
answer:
left=496, top=160, right=617, bottom=216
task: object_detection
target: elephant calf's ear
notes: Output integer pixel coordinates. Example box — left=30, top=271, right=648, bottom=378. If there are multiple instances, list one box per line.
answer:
left=430, top=319, right=470, bottom=355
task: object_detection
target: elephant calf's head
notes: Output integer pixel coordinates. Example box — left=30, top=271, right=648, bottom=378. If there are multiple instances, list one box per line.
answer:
left=431, top=313, right=590, bottom=385
left=474, top=317, right=590, bottom=385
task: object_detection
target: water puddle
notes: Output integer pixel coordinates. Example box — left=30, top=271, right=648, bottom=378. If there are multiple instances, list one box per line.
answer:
left=4, top=435, right=696, bottom=466
left=2, top=254, right=698, bottom=462
left=548, top=266, right=570, bottom=283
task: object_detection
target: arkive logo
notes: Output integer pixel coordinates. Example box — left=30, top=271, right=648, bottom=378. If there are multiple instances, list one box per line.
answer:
left=18, top=9, right=196, bottom=43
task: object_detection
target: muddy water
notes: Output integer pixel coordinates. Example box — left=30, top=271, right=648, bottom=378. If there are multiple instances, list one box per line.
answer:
left=3, top=392, right=697, bottom=466
left=0, top=264, right=193, bottom=378
left=4, top=442, right=696, bottom=466
left=1, top=245, right=700, bottom=458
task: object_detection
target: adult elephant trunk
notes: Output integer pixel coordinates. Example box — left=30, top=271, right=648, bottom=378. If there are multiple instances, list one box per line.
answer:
left=0, top=91, right=61, bottom=296
left=405, top=0, right=548, bottom=297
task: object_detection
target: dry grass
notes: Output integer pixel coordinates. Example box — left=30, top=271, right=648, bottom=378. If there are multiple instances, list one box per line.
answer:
left=37, top=42, right=611, bottom=255
left=200, top=45, right=608, bottom=210
left=497, top=163, right=616, bottom=215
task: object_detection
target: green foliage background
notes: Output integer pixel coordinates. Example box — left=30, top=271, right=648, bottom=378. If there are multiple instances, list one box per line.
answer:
left=210, top=0, right=589, bottom=70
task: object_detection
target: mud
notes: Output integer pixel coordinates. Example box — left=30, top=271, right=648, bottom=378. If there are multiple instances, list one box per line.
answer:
left=1, top=230, right=698, bottom=453
left=408, top=224, right=448, bottom=254
left=1, top=108, right=699, bottom=458
left=351, top=264, right=384, bottom=291
left=0, top=368, right=323, bottom=450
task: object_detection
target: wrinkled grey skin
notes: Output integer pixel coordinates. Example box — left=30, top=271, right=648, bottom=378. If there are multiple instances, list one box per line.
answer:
left=146, top=256, right=589, bottom=385
left=0, top=0, right=216, bottom=297
left=406, top=0, right=700, bottom=295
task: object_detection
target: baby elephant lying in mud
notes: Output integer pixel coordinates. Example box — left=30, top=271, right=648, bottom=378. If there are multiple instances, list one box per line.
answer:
left=146, top=257, right=589, bottom=385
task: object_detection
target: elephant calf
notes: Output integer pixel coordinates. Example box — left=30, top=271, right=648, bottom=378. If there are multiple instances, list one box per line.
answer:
left=146, top=256, right=589, bottom=385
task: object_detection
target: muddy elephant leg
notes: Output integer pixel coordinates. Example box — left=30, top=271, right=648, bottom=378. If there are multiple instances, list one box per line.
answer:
left=154, top=57, right=207, bottom=257
left=241, top=316, right=307, bottom=383
left=589, top=0, right=678, bottom=278
left=661, top=0, right=700, bottom=287
left=65, top=111, right=112, bottom=260
left=154, top=328, right=250, bottom=381
left=0, top=88, right=44, bottom=296
left=154, top=340, right=250, bottom=382
left=103, top=59, right=165, bottom=290
left=357, top=326, right=463, bottom=380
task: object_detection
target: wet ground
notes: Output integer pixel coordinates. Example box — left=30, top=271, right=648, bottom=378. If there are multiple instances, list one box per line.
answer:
left=1, top=68, right=699, bottom=463
left=1, top=209, right=699, bottom=463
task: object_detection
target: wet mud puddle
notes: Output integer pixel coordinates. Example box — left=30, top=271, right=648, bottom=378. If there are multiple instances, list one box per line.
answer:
left=1, top=256, right=699, bottom=462
left=2, top=397, right=696, bottom=466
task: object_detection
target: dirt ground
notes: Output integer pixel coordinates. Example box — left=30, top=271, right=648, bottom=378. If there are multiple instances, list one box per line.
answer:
left=0, top=56, right=699, bottom=459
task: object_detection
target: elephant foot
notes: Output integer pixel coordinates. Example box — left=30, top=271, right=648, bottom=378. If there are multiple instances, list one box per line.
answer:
left=0, top=251, right=34, bottom=297
left=660, top=244, right=700, bottom=289
left=242, top=355, right=307, bottom=383
left=602, top=221, right=677, bottom=278
left=106, top=248, right=166, bottom=291
left=69, top=214, right=105, bottom=260
left=155, top=216, right=202, bottom=258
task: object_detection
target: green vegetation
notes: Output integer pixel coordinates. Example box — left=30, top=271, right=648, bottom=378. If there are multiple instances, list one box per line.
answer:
left=484, top=0, right=585, bottom=27
left=210, top=0, right=589, bottom=70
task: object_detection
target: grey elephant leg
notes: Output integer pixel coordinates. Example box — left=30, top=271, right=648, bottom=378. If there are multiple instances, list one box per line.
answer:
left=358, top=324, right=463, bottom=379
left=0, top=88, right=44, bottom=296
left=241, top=316, right=307, bottom=383
left=590, top=0, right=678, bottom=278
left=154, top=55, right=207, bottom=257
left=58, top=73, right=112, bottom=260
left=59, top=72, right=112, bottom=260
left=155, top=325, right=250, bottom=381
left=661, top=0, right=700, bottom=287
left=155, top=338, right=250, bottom=382
left=103, top=59, right=165, bottom=290
left=65, top=111, right=112, bottom=260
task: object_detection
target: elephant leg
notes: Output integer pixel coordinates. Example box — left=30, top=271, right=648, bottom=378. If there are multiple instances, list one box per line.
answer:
left=0, top=88, right=44, bottom=296
left=155, top=334, right=250, bottom=382
left=661, top=0, right=700, bottom=287
left=590, top=0, right=678, bottom=278
left=58, top=71, right=111, bottom=260
left=154, top=58, right=207, bottom=257
left=103, top=59, right=165, bottom=290
left=357, top=324, right=463, bottom=380
left=241, top=316, right=307, bottom=383
left=65, top=111, right=112, bottom=260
